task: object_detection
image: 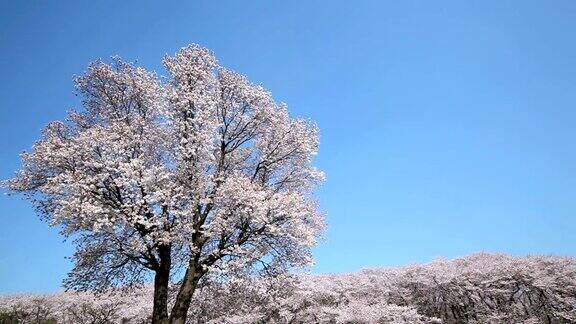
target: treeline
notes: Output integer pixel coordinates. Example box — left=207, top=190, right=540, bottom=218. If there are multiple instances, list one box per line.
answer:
left=1, top=253, right=574, bottom=323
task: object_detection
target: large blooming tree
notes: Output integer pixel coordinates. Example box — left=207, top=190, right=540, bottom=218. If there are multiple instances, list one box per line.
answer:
left=5, top=44, right=325, bottom=324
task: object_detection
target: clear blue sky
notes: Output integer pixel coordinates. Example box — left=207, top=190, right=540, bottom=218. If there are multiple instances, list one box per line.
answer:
left=1, top=1, right=575, bottom=293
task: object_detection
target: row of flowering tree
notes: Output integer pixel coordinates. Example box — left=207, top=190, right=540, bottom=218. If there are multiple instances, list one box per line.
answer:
left=5, top=44, right=325, bottom=324
left=2, top=253, right=575, bottom=323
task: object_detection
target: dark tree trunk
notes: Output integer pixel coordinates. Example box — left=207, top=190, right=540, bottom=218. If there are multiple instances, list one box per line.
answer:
left=152, top=245, right=172, bottom=324
left=168, top=260, right=202, bottom=324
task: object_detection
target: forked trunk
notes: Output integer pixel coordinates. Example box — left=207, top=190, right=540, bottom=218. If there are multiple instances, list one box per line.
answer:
left=168, top=261, right=202, bottom=324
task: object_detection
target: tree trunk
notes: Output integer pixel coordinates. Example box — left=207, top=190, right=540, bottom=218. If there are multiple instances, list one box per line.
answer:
left=152, top=245, right=171, bottom=324
left=168, top=260, right=202, bottom=324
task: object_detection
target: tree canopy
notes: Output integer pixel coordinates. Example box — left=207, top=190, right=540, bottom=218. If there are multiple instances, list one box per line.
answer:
left=5, top=44, right=325, bottom=323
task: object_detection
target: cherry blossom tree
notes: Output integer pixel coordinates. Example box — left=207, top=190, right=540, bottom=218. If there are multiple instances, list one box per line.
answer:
left=5, top=44, right=325, bottom=324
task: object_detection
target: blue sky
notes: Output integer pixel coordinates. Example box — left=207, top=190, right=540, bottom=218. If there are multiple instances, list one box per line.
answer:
left=1, top=1, right=576, bottom=293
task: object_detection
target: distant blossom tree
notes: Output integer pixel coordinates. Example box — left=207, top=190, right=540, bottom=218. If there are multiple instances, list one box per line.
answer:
left=2, top=253, right=574, bottom=323
left=5, top=44, right=325, bottom=324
